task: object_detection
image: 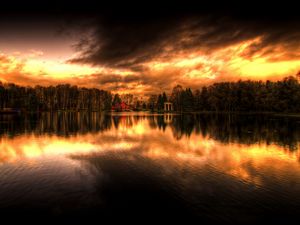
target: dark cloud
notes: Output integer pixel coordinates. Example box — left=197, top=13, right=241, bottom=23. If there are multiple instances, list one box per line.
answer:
left=63, top=4, right=300, bottom=70
left=1, top=1, right=300, bottom=70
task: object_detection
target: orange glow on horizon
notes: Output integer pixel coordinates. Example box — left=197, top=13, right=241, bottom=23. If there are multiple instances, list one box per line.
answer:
left=1, top=35, right=300, bottom=94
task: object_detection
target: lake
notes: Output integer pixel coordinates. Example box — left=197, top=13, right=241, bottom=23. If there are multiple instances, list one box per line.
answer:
left=0, top=112, right=300, bottom=224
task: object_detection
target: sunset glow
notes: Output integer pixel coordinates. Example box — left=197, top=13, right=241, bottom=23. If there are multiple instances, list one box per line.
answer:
left=0, top=13, right=300, bottom=95
left=2, top=39, right=300, bottom=93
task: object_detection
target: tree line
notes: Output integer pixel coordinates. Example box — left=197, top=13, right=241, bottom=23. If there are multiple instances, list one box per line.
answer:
left=151, top=76, right=300, bottom=113
left=0, top=83, right=112, bottom=112
left=2, top=76, right=300, bottom=113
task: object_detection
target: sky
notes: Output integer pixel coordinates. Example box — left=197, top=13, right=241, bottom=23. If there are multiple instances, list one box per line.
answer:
left=0, top=1, right=300, bottom=95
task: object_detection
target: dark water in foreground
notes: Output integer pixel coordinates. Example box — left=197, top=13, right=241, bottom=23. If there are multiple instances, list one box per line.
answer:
left=0, top=112, right=300, bottom=224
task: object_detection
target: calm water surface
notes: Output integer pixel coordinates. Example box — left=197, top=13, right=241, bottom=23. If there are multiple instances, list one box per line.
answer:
left=0, top=112, right=300, bottom=224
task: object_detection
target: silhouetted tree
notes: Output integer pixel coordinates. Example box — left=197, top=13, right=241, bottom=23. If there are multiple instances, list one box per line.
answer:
left=157, top=94, right=164, bottom=111
left=170, top=85, right=183, bottom=112
left=112, top=94, right=122, bottom=105
left=148, top=95, right=157, bottom=112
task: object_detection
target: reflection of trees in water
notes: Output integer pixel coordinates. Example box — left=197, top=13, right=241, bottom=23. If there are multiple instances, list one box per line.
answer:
left=112, top=115, right=134, bottom=129
left=148, top=116, right=157, bottom=130
left=157, top=116, right=167, bottom=131
left=112, top=116, right=120, bottom=129
left=169, top=114, right=300, bottom=151
left=171, top=115, right=195, bottom=140
left=0, top=112, right=112, bottom=137
left=1, top=113, right=300, bottom=151
left=142, top=113, right=300, bottom=151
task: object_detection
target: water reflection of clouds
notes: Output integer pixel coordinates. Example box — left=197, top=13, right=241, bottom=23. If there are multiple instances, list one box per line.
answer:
left=0, top=114, right=300, bottom=187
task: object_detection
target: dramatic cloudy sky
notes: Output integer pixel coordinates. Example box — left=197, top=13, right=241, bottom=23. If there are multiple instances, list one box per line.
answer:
left=1, top=1, right=300, bottom=94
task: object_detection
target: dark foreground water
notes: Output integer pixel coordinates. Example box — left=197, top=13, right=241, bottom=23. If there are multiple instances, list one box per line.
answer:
left=0, top=112, right=300, bottom=224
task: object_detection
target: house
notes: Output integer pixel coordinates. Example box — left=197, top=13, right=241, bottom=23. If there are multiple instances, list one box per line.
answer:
left=112, top=102, right=131, bottom=111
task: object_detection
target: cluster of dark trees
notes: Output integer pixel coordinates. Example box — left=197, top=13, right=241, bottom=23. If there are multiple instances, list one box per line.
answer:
left=169, top=76, right=300, bottom=113
left=0, top=83, right=112, bottom=112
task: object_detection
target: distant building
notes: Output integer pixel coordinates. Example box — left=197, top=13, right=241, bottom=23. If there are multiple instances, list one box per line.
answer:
left=163, top=102, right=173, bottom=112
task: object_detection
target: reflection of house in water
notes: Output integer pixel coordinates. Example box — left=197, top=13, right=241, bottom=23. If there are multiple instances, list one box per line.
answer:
left=164, top=102, right=173, bottom=112
left=164, top=113, right=173, bottom=124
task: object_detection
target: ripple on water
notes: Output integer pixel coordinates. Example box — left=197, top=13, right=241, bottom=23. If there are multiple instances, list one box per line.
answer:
left=0, top=113, right=300, bottom=223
